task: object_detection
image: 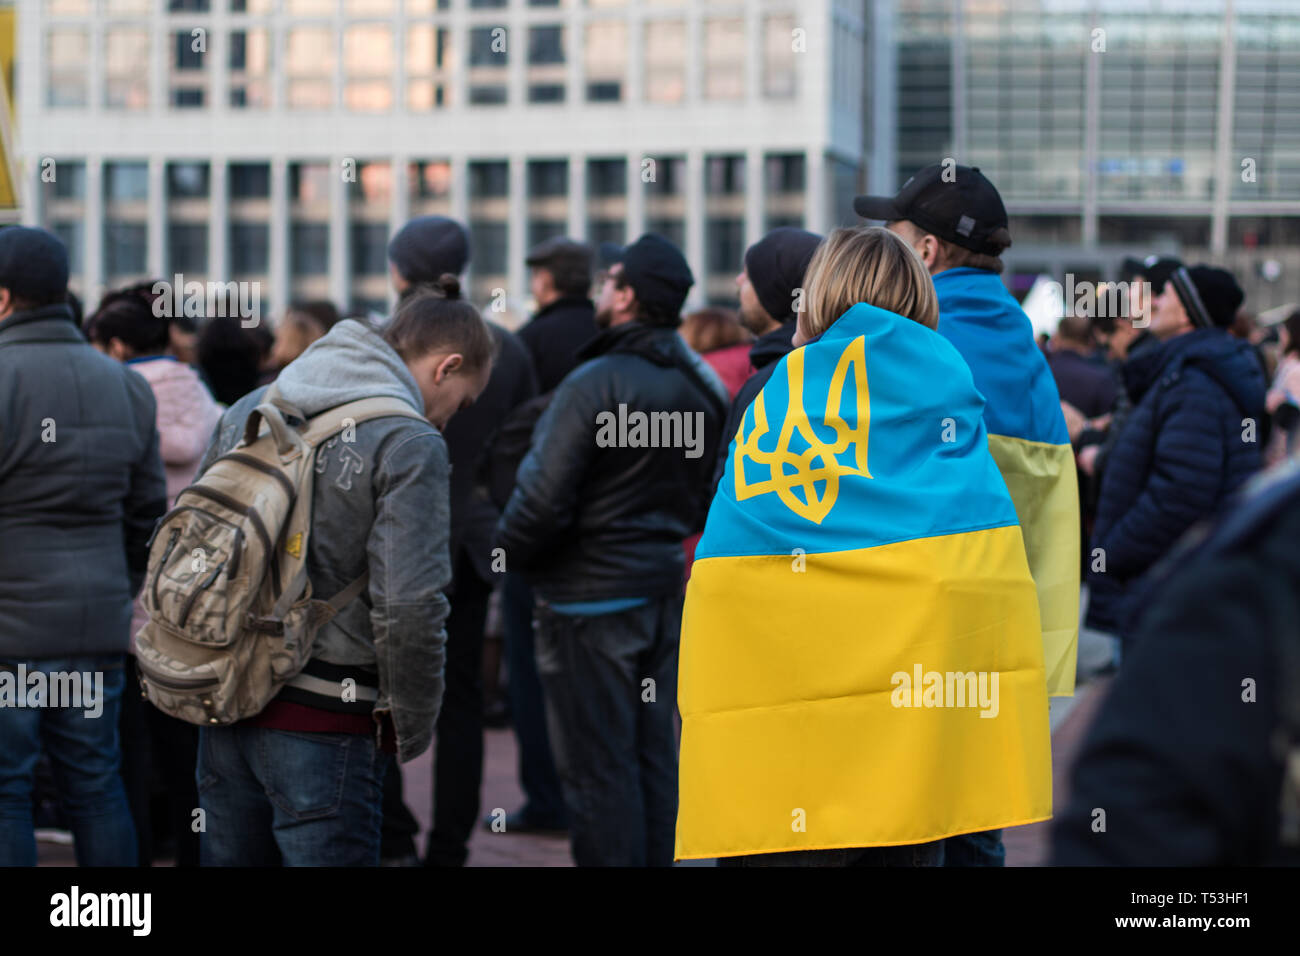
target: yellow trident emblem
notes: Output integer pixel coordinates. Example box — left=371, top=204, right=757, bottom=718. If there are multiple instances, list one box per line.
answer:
left=733, top=335, right=872, bottom=524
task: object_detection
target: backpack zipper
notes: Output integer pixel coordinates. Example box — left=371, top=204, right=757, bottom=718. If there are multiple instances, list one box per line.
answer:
left=177, top=561, right=227, bottom=629
left=151, top=528, right=181, bottom=609
left=139, top=662, right=220, bottom=692
left=220, top=452, right=296, bottom=499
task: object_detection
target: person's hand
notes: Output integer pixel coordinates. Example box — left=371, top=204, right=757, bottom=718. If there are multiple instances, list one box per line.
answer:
left=1060, top=401, right=1086, bottom=443
left=1077, top=444, right=1100, bottom=476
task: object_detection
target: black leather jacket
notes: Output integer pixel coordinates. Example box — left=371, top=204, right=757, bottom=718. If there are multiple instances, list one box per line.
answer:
left=495, top=322, right=728, bottom=603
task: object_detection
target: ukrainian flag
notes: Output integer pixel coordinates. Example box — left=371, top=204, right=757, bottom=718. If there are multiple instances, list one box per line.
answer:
left=677, top=302, right=1051, bottom=861
left=933, top=268, right=1081, bottom=697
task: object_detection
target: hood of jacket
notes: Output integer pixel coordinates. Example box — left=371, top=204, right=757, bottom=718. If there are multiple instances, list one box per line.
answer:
left=748, top=319, right=797, bottom=370
left=1123, top=328, right=1266, bottom=416
left=273, top=318, right=424, bottom=417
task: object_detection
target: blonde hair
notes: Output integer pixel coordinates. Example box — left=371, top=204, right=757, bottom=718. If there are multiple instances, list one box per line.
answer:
left=801, top=226, right=939, bottom=339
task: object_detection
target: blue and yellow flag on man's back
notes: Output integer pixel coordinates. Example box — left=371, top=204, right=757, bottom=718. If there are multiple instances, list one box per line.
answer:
left=933, top=268, right=1081, bottom=697
left=677, top=302, right=1051, bottom=861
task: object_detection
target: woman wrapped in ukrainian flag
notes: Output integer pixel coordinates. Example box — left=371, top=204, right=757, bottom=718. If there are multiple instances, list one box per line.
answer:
left=677, top=226, right=1052, bottom=865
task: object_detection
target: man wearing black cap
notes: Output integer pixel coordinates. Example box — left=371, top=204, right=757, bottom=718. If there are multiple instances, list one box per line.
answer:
left=496, top=233, right=728, bottom=866
left=0, top=226, right=167, bottom=866
left=712, top=227, right=822, bottom=484
left=384, top=216, right=540, bottom=867
left=856, top=164, right=1080, bottom=867
left=1087, top=264, right=1266, bottom=653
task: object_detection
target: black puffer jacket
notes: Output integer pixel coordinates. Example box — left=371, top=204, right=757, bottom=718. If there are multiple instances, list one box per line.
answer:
left=1087, top=328, right=1266, bottom=635
left=496, top=322, right=728, bottom=603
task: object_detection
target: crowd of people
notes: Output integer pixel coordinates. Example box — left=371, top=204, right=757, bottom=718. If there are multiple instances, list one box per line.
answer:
left=1, top=159, right=1298, bottom=869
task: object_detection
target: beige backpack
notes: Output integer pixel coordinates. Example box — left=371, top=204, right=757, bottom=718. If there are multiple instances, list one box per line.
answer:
left=135, top=387, right=428, bottom=726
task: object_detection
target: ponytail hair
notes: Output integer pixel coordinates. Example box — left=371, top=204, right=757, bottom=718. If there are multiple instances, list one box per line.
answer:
left=383, top=274, right=494, bottom=372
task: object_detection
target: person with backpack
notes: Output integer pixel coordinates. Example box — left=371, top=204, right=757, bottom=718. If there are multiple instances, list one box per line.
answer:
left=0, top=227, right=167, bottom=867
left=496, top=233, right=728, bottom=866
left=1086, top=266, right=1266, bottom=656
left=161, top=280, right=492, bottom=866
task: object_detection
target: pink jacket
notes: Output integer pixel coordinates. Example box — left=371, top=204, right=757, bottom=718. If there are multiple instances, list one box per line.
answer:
left=129, top=356, right=223, bottom=505
left=702, top=342, right=754, bottom=401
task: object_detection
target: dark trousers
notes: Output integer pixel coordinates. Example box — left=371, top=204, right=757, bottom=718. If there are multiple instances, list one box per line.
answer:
left=502, top=572, right=568, bottom=828
left=534, top=594, right=681, bottom=867
left=424, top=552, right=493, bottom=866
left=942, top=828, right=1005, bottom=866
left=719, top=840, right=946, bottom=867
left=120, top=656, right=201, bottom=867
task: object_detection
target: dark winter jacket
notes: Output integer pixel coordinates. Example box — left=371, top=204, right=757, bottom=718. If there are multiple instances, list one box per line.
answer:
left=1047, top=348, right=1118, bottom=422
left=496, top=321, right=728, bottom=603
left=516, top=296, right=598, bottom=394
left=1055, top=464, right=1300, bottom=865
left=1086, top=328, right=1266, bottom=635
left=712, top=320, right=797, bottom=486
left=442, top=322, right=537, bottom=583
left=0, top=303, right=167, bottom=659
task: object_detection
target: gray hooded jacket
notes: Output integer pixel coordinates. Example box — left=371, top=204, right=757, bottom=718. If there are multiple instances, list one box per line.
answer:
left=199, top=320, right=451, bottom=762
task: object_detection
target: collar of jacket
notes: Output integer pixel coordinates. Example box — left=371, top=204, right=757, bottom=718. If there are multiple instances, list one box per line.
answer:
left=0, top=302, right=81, bottom=345
left=749, top=318, right=797, bottom=369
left=577, top=320, right=682, bottom=367
left=1122, top=327, right=1227, bottom=400
left=533, top=296, right=594, bottom=321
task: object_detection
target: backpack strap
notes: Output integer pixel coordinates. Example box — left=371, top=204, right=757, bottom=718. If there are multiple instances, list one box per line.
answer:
left=299, top=396, right=430, bottom=448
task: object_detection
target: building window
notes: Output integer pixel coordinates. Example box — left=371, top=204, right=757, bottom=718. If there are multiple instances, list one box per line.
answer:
left=169, top=224, right=209, bottom=275
left=646, top=218, right=685, bottom=252
left=765, top=154, right=805, bottom=194
left=470, top=161, right=509, bottom=199
left=470, top=26, right=508, bottom=67
left=407, top=26, right=454, bottom=110
left=291, top=223, right=330, bottom=276
left=470, top=86, right=508, bottom=105
left=47, top=29, right=89, bottom=107
left=348, top=162, right=393, bottom=205
left=764, top=15, right=797, bottom=99
left=230, top=28, right=272, bottom=109
left=704, top=19, right=745, bottom=101
left=290, top=163, right=331, bottom=204
left=585, top=21, right=625, bottom=102
left=529, top=85, right=565, bottom=104
left=706, top=155, right=745, bottom=195
left=230, top=223, right=270, bottom=275
left=105, top=29, right=150, bottom=109
left=644, top=21, right=686, bottom=104
left=105, top=222, right=148, bottom=277
left=170, top=28, right=209, bottom=108
left=345, top=25, right=394, bottom=112
left=169, top=0, right=211, bottom=11
left=105, top=162, right=149, bottom=203
left=469, top=222, right=507, bottom=276
left=168, top=162, right=210, bottom=199
left=588, top=159, right=626, bottom=198
left=469, top=26, right=508, bottom=105
left=351, top=224, right=390, bottom=277
left=527, top=219, right=567, bottom=250
left=529, top=26, right=565, bottom=66
left=706, top=217, right=744, bottom=277
left=287, top=28, right=335, bottom=110
left=645, top=156, right=685, bottom=197
left=410, top=161, right=452, bottom=199
left=49, top=161, right=87, bottom=201
left=528, top=160, right=568, bottom=199
left=230, top=163, right=271, bottom=200
left=51, top=221, right=85, bottom=277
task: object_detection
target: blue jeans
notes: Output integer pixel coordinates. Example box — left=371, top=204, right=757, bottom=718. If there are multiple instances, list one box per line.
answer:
left=533, top=594, right=680, bottom=867
left=198, top=724, right=391, bottom=866
left=942, top=828, right=1005, bottom=866
left=0, top=655, right=136, bottom=867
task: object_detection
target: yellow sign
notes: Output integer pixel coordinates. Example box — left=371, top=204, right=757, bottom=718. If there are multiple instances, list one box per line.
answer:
left=284, top=532, right=303, bottom=559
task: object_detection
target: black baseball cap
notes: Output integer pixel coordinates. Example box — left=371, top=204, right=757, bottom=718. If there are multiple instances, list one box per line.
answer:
left=853, top=163, right=1011, bottom=256
left=1120, top=255, right=1183, bottom=294
left=602, top=233, right=694, bottom=315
